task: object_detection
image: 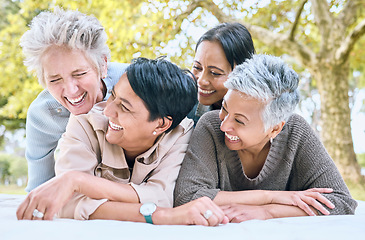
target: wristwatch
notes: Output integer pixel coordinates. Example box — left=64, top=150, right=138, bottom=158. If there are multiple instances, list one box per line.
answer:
left=139, top=202, right=157, bottom=224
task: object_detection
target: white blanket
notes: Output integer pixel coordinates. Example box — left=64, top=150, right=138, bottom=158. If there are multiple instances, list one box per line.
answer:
left=1, top=194, right=364, bottom=240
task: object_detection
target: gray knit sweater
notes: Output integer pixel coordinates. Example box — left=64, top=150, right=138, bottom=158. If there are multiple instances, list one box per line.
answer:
left=174, top=110, right=357, bottom=215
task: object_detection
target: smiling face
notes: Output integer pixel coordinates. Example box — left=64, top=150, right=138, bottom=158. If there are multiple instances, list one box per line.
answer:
left=103, top=73, right=161, bottom=157
left=42, top=46, right=105, bottom=115
left=192, top=40, right=232, bottom=107
left=219, top=89, right=274, bottom=154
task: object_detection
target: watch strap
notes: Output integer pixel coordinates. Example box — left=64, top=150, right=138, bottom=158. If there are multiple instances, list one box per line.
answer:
left=144, top=215, right=153, bottom=224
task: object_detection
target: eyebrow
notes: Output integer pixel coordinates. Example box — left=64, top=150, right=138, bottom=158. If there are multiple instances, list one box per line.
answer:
left=193, top=60, right=226, bottom=73
left=223, top=99, right=249, bottom=121
left=111, top=87, right=133, bottom=109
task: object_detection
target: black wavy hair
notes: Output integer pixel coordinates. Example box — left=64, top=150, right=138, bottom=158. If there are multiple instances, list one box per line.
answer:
left=126, top=57, right=197, bottom=132
left=196, top=22, right=256, bottom=70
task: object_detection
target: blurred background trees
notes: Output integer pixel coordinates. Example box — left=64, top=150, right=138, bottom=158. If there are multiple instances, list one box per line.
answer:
left=0, top=0, right=364, bottom=191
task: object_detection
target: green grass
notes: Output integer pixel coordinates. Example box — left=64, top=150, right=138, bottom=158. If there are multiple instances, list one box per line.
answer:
left=0, top=185, right=27, bottom=195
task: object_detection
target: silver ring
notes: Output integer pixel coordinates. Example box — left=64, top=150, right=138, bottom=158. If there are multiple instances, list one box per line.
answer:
left=203, top=209, right=213, bottom=220
left=32, top=209, right=44, bottom=218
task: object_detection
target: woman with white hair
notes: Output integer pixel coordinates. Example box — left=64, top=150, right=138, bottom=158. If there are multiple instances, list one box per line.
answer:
left=174, top=54, right=357, bottom=222
left=21, top=7, right=128, bottom=191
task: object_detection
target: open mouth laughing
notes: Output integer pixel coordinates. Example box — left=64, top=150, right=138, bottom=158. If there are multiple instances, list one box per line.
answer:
left=225, top=132, right=240, bottom=142
left=66, top=92, right=87, bottom=106
left=198, top=88, right=215, bottom=95
left=109, top=121, right=123, bottom=131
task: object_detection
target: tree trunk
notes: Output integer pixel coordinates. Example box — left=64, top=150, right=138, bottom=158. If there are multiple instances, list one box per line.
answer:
left=313, top=60, right=363, bottom=182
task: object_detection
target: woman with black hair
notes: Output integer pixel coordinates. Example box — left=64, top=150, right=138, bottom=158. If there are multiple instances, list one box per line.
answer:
left=188, top=22, right=256, bottom=124
left=17, top=57, right=228, bottom=226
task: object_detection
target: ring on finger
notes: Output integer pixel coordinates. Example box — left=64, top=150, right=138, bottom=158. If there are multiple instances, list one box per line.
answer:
left=203, top=209, right=213, bottom=220
left=33, top=209, right=44, bottom=218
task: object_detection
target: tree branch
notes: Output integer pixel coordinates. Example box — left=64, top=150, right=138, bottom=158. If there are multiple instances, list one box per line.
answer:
left=335, top=18, right=365, bottom=64
left=247, top=25, right=315, bottom=67
left=310, top=0, right=333, bottom=30
left=289, top=0, right=308, bottom=41
left=173, top=0, right=205, bottom=22
left=338, top=0, right=363, bottom=28
left=310, top=0, right=333, bottom=51
left=168, top=0, right=208, bottom=38
left=203, top=1, right=315, bottom=67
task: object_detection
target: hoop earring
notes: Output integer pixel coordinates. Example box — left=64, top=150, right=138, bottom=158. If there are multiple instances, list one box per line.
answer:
left=270, top=137, right=273, bottom=144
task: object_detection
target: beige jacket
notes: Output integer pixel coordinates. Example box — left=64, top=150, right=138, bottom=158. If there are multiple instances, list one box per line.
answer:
left=54, top=102, right=193, bottom=220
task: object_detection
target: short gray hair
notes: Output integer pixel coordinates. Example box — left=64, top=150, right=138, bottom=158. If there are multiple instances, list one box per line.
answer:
left=20, top=7, right=111, bottom=87
left=225, top=54, right=300, bottom=131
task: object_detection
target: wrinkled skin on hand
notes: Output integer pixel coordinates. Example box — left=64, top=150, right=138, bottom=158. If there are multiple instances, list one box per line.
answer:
left=16, top=172, right=75, bottom=220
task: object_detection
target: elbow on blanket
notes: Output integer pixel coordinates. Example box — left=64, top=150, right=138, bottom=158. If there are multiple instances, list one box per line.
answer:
left=326, top=197, right=358, bottom=215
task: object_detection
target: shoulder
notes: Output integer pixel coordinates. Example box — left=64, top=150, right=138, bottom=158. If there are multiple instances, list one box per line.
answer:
left=107, top=62, right=129, bottom=76
left=283, top=114, right=316, bottom=139
left=160, top=117, right=194, bottom=146
left=69, top=102, right=108, bottom=133
left=192, top=110, right=224, bottom=145
left=27, top=90, right=67, bottom=116
left=196, top=110, right=221, bottom=131
left=26, top=90, right=70, bottom=131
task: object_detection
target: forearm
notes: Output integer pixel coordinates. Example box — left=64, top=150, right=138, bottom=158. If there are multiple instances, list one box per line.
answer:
left=89, top=201, right=172, bottom=224
left=263, top=203, right=316, bottom=218
left=70, top=171, right=139, bottom=203
left=214, top=190, right=272, bottom=206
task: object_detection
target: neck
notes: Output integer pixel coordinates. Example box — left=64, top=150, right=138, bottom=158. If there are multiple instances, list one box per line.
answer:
left=96, top=79, right=107, bottom=103
left=123, top=135, right=159, bottom=162
left=237, top=141, right=271, bottom=179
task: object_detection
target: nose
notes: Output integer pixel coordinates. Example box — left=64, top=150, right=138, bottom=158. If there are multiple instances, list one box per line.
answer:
left=103, top=98, right=117, bottom=119
left=220, top=113, right=232, bottom=133
left=64, top=78, right=79, bottom=95
left=196, top=70, right=210, bottom=87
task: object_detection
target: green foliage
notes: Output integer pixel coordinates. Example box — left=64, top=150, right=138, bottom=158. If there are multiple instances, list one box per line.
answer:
left=0, top=0, right=190, bottom=122
left=8, top=154, right=28, bottom=180
left=357, top=153, right=365, bottom=168
left=0, top=0, right=364, bottom=127
left=0, top=157, right=10, bottom=183
left=0, top=153, right=27, bottom=185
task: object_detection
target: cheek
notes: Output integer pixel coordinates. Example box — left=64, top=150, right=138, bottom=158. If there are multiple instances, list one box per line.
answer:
left=214, top=77, right=228, bottom=91
left=46, top=85, right=62, bottom=99
left=81, top=75, right=100, bottom=91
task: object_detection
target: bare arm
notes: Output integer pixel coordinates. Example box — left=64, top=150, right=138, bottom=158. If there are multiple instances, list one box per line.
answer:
left=90, top=197, right=229, bottom=226
left=215, top=188, right=334, bottom=216
left=72, top=171, right=139, bottom=203
left=221, top=203, right=319, bottom=223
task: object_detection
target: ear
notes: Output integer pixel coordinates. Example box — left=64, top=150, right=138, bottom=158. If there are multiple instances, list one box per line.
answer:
left=154, top=116, right=173, bottom=135
left=270, top=121, right=285, bottom=139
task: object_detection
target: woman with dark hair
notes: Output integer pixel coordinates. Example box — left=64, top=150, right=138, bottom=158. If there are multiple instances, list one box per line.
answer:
left=188, top=22, right=256, bottom=124
left=17, top=57, right=228, bottom=226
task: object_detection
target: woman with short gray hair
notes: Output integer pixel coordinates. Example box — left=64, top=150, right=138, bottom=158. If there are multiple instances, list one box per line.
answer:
left=174, top=54, right=357, bottom=222
left=21, top=7, right=128, bottom=192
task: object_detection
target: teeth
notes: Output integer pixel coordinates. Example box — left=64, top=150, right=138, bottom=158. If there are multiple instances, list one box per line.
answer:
left=67, top=92, right=86, bottom=105
left=198, top=88, right=215, bottom=94
left=109, top=121, right=123, bottom=131
left=225, top=132, right=240, bottom=141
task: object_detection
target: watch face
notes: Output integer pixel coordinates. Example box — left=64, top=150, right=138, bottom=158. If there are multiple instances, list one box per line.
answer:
left=140, top=202, right=157, bottom=215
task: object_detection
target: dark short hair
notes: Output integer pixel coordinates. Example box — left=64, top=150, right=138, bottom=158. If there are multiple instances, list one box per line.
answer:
left=196, top=22, right=255, bottom=70
left=126, top=57, right=197, bottom=132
